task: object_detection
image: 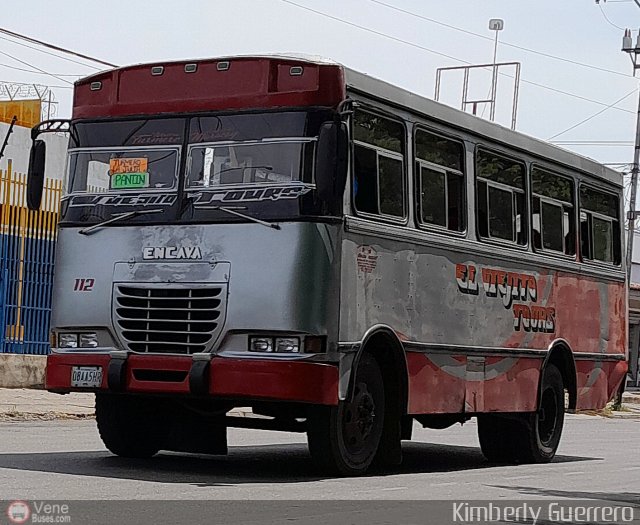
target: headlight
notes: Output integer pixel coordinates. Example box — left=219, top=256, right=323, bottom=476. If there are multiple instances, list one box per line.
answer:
left=79, top=333, right=99, bottom=348
left=275, top=337, right=300, bottom=353
left=249, top=337, right=274, bottom=353
left=248, top=336, right=300, bottom=353
left=58, top=333, right=78, bottom=349
left=57, top=332, right=99, bottom=349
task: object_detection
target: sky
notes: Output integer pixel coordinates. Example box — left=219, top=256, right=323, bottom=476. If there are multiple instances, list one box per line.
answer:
left=1, top=0, right=639, bottom=174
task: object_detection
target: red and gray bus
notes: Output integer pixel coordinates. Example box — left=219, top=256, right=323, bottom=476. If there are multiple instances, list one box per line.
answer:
left=27, top=56, right=627, bottom=475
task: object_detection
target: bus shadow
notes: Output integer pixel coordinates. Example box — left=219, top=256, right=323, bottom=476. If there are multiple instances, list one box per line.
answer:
left=0, top=442, right=599, bottom=487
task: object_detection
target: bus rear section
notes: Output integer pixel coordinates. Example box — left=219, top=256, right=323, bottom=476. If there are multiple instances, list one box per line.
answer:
left=27, top=56, right=628, bottom=476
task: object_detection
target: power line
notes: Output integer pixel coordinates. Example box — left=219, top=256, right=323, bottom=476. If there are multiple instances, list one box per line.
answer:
left=0, top=61, right=83, bottom=77
left=369, top=0, right=633, bottom=79
left=279, top=0, right=635, bottom=115
left=0, top=35, right=103, bottom=71
left=598, top=3, right=627, bottom=31
left=279, top=1, right=471, bottom=65
left=0, top=49, right=73, bottom=85
left=0, top=27, right=116, bottom=68
left=547, top=88, right=638, bottom=140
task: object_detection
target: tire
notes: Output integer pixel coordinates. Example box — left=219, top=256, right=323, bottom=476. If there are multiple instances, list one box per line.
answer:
left=96, top=394, right=168, bottom=458
left=307, top=354, right=385, bottom=476
left=477, top=413, right=522, bottom=463
left=478, top=364, right=565, bottom=464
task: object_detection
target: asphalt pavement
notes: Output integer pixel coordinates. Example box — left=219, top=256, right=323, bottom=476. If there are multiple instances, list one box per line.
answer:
left=0, top=414, right=638, bottom=502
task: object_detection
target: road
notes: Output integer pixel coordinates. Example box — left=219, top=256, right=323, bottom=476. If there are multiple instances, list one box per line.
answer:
left=0, top=413, right=638, bottom=503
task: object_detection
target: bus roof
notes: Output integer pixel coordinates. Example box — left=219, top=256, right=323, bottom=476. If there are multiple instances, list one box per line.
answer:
left=344, top=68, right=622, bottom=187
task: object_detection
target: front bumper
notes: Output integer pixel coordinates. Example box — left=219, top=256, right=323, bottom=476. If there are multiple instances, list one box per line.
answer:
left=46, top=352, right=338, bottom=405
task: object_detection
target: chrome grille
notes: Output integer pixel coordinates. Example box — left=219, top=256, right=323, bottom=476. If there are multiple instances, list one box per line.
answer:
left=114, top=285, right=225, bottom=354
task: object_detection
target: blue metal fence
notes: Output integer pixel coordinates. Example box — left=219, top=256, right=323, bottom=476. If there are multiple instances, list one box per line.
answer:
left=0, top=160, right=61, bottom=354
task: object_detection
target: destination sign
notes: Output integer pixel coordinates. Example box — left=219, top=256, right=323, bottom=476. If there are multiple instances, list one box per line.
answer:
left=110, top=157, right=148, bottom=174
left=111, top=172, right=149, bottom=189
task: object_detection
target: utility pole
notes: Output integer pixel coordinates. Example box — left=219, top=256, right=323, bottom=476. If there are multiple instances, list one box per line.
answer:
left=616, top=28, right=640, bottom=406
left=622, top=29, right=640, bottom=284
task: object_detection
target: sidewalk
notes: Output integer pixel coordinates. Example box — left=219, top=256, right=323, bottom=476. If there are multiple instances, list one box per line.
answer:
left=0, top=388, right=639, bottom=422
left=0, top=389, right=253, bottom=421
left=0, top=389, right=94, bottom=421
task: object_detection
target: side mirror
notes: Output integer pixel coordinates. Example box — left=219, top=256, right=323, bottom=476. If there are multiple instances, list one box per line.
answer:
left=315, top=121, right=348, bottom=202
left=27, top=139, right=46, bottom=211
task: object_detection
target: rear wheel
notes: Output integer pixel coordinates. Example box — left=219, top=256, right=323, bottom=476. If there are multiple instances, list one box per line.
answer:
left=307, top=354, right=385, bottom=476
left=478, top=364, right=565, bottom=464
left=96, top=394, right=168, bottom=458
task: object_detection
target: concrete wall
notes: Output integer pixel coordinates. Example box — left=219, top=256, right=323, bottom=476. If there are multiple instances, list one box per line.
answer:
left=0, top=354, right=46, bottom=388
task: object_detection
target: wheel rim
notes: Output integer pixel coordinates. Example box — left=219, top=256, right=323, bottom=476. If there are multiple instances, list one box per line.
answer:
left=538, top=386, right=559, bottom=446
left=341, top=382, right=377, bottom=455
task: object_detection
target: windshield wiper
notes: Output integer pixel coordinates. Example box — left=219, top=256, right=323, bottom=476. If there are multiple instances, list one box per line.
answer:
left=197, top=205, right=280, bottom=230
left=79, top=209, right=164, bottom=236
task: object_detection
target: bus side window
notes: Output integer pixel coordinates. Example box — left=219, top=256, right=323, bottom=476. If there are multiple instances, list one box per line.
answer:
left=531, top=167, right=576, bottom=256
left=579, top=186, right=621, bottom=264
left=414, top=129, right=465, bottom=232
left=476, top=149, right=526, bottom=245
left=352, top=109, right=406, bottom=219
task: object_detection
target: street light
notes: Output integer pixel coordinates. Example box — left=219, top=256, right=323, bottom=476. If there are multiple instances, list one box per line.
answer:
left=488, top=19, right=504, bottom=121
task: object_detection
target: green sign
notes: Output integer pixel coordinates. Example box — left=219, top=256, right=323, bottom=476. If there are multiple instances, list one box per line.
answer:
left=111, top=172, right=149, bottom=190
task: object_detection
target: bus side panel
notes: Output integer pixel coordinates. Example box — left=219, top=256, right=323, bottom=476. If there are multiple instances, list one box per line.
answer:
left=406, top=352, right=465, bottom=414
left=480, top=356, right=542, bottom=413
left=575, top=359, right=628, bottom=410
left=406, top=354, right=542, bottom=415
left=339, top=232, right=627, bottom=413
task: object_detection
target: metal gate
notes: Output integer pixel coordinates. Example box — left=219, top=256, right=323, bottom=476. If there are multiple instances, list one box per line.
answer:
left=0, top=160, right=61, bottom=354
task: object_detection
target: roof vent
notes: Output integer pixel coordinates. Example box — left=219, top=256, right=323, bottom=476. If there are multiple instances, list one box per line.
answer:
left=216, top=61, right=230, bottom=71
left=151, top=66, right=164, bottom=76
left=90, top=81, right=102, bottom=91
left=184, top=63, right=198, bottom=73
left=289, top=66, right=304, bottom=76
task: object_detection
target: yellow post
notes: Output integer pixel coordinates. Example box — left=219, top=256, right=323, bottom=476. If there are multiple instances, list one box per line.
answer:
left=6, top=162, right=25, bottom=341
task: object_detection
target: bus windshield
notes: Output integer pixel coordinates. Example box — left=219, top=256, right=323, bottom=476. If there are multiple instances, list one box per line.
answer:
left=60, top=110, right=335, bottom=226
left=186, top=140, right=315, bottom=188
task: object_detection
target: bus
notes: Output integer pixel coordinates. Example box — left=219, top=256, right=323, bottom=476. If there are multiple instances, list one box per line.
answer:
left=27, top=55, right=628, bottom=476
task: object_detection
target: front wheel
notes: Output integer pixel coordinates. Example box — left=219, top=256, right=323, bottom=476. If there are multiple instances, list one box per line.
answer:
left=307, top=354, right=385, bottom=476
left=478, top=364, right=565, bottom=464
left=96, top=394, right=168, bottom=458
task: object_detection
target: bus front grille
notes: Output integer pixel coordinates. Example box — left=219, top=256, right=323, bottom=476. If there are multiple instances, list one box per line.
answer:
left=114, top=285, right=225, bottom=354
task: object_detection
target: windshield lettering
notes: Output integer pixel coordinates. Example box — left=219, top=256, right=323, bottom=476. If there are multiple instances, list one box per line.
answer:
left=69, top=194, right=177, bottom=207
left=193, top=184, right=314, bottom=205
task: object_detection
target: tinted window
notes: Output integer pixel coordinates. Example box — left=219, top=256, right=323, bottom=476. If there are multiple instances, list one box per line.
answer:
left=353, top=111, right=404, bottom=154
left=353, top=110, right=405, bottom=219
left=580, top=186, right=621, bottom=264
left=476, top=151, right=524, bottom=188
left=489, top=186, right=514, bottom=241
left=531, top=168, right=575, bottom=256
left=415, top=129, right=465, bottom=232
left=415, top=130, right=463, bottom=171
left=379, top=156, right=404, bottom=216
left=476, top=149, right=526, bottom=244
left=420, top=167, right=446, bottom=227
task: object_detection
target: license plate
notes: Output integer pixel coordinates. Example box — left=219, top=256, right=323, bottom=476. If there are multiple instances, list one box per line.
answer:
left=71, top=366, right=103, bottom=388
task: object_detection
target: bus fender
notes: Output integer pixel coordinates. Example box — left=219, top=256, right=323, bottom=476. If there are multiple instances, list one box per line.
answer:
left=541, top=339, right=577, bottom=411
left=338, top=324, right=408, bottom=414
